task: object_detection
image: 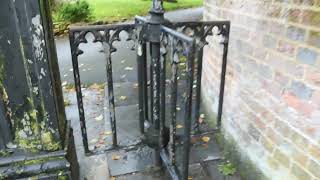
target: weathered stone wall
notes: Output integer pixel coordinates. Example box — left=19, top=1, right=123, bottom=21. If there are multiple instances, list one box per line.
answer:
left=202, top=0, right=320, bottom=179
left=0, top=0, right=66, bottom=152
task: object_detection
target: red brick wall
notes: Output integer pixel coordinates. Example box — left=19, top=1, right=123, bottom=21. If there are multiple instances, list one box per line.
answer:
left=202, top=0, right=320, bottom=179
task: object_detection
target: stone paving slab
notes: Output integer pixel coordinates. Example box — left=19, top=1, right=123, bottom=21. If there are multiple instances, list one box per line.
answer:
left=107, top=146, right=156, bottom=176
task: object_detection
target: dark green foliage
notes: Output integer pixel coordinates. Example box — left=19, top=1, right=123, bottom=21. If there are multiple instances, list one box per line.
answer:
left=57, top=0, right=92, bottom=23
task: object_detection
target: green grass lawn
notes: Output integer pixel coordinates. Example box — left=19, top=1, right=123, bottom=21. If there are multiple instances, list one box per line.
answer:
left=88, top=0, right=203, bottom=22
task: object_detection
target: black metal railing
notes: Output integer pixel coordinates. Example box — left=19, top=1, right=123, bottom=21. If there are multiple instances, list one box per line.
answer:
left=69, top=13, right=230, bottom=180
left=69, top=24, right=138, bottom=155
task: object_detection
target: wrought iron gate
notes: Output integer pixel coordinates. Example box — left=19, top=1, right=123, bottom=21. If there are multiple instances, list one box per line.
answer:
left=69, top=1, right=230, bottom=179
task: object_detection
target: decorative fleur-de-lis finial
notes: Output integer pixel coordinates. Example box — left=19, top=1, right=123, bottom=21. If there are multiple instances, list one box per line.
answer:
left=152, top=0, right=163, bottom=11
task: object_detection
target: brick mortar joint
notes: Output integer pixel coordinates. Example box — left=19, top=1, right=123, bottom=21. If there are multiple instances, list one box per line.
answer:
left=240, top=88, right=320, bottom=149
left=202, top=72, right=320, bottom=152
left=213, top=87, right=320, bottom=171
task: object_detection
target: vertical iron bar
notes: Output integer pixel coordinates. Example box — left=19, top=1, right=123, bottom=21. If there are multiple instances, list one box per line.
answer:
left=170, top=60, right=178, bottom=166
left=159, top=45, right=166, bottom=148
left=182, top=43, right=195, bottom=180
left=103, top=42, right=118, bottom=147
left=151, top=42, right=161, bottom=130
left=193, top=48, right=203, bottom=133
left=151, top=42, right=161, bottom=165
left=137, top=42, right=147, bottom=134
left=150, top=43, right=154, bottom=124
left=143, top=48, right=149, bottom=122
left=69, top=32, right=89, bottom=154
left=217, top=41, right=229, bottom=129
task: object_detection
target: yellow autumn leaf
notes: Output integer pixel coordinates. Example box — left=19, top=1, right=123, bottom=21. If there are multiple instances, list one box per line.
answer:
left=112, top=155, right=121, bottom=160
left=188, top=176, right=193, bottom=180
left=119, top=96, right=127, bottom=100
left=201, top=136, right=210, bottom=143
left=176, top=124, right=183, bottom=129
left=111, top=177, right=116, bottom=180
left=95, top=114, right=103, bottom=121
left=198, top=117, right=204, bottom=124
left=200, top=114, right=205, bottom=119
left=105, top=131, right=112, bottom=135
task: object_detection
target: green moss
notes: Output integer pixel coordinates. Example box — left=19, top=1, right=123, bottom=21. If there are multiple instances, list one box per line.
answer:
left=0, top=173, right=6, bottom=179
left=0, top=50, right=7, bottom=104
left=41, top=132, right=61, bottom=151
left=14, top=97, right=61, bottom=152
left=21, top=156, right=64, bottom=166
left=0, top=150, right=12, bottom=157
left=218, top=161, right=237, bottom=176
left=58, top=173, right=68, bottom=180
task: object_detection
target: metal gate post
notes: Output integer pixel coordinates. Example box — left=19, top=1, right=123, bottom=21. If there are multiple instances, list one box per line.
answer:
left=148, top=0, right=165, bottom=166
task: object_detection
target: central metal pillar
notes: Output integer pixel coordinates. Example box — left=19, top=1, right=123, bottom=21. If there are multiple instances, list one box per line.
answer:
left=147, top=0, right=165, bottom=166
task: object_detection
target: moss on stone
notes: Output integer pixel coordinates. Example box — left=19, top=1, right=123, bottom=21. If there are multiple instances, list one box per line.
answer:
left=58, top=173, right=68, bottom=180
left=20, top=156, right=64, bottom=166
left=41, top=131, right=61, bottom=151
left=0, top=150, right=11, bottom=157
left=14, top=97, right=61, bottom=152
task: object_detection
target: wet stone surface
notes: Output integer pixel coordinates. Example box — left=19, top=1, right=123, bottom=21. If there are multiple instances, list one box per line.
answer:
left=107, top=146, right=156, bottom=176
left=64, top=85, right=109, bottom=179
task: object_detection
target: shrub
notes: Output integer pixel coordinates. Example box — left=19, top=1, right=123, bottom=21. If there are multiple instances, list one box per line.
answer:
left=57, top=0, right=92, bottom=23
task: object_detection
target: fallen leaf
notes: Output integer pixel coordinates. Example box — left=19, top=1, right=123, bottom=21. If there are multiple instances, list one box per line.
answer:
left=124, top=66, right=134, bottom=71
left=188, top=176, right=192, bottom=180
left=62, top=81, right=67, bottom=86
left=198, top=117, right=204, bottom=124
left=95, top=114, right=103, bottom=121
left=199, top=114, right=205, bottom=124
left=176, top=106, right=181, bottom=111
left=176, top=124, right=183, bottom=129
left=119, top=96, right=127, bottom=100
left=69, top=68, right=73, bottom=72
left=112, top=155, right=121, bottom=160
left=201, top=136, right=210, bottom=143
left=121, top=60, right=125, bottom=64
left=111, top=177, right=116, bottom=180
left=105, top=131, right=112, bottom=135
left=200, top=114, right=205, bottom=119
left=90, top=139, right=98, bottom=144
